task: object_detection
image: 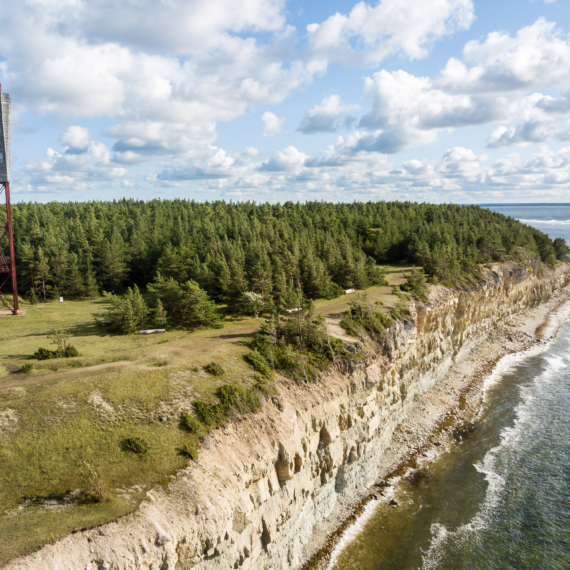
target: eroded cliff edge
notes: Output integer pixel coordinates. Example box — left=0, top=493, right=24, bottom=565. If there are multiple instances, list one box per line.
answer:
left=7, top=262, right=570, bottom=570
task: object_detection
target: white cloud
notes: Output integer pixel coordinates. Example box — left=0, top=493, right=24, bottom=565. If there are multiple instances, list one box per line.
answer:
left=438, top=18, right=570, bottom=93
left=352, top=19, right=570, bottom=152
left=298, top=95, right=357, bottom=134
left=0, top=0, right=326, bottom=164
left=262, top=111, right=285, bottom=137
left=259, top=146, right=307, bottom=171
left=5, top=2, right=570, bottom=200
left=307, top=0, right=474, bottom=64
left=60, top=126, right=92, bottom=150
left=26, top=138, right=130, bottom=192
left=356, top=70, right=500, bottom=152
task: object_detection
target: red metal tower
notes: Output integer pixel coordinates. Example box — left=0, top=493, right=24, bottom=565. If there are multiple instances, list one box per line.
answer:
left=0, top=84, right=19, bottom=315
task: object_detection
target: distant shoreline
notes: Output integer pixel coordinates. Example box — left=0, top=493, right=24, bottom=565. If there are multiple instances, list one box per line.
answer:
left=301, top=284, right=570, bottom=570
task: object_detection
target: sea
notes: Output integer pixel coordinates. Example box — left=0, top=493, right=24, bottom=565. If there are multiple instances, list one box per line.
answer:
left=330, top=204, right=570, bottom=570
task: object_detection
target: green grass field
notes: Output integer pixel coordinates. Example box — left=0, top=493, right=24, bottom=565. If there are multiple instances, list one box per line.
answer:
left=0, top=266, right=406, bottom=564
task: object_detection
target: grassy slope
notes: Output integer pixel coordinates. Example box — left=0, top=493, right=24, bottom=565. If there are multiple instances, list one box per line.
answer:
left=0, top=266, right=406, bottom=565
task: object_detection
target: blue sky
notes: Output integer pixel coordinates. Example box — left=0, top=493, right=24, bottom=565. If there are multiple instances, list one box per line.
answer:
left=2, top=0, right=570, bottom=204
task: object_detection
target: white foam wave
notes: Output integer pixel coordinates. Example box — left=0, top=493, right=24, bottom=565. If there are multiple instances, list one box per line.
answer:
left=422, top=308, right=570, bottom=569
left=327, top=302, right=570, bottom=570
left=517, top=218, right=570, bottom=225
left=482, top=341, right=550, bottom=399
left=483, top=300, right=570, bottom=397
left=325, top=498, right=381, bottom=570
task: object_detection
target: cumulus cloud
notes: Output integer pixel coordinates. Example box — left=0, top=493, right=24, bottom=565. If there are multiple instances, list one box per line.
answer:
left=298, top=95, right=357, bottom=134
left=0, top=0, right=325, bottom=161
left=259, top=146, right=307, bottom=171
left=306, top=0, right=474, bottom=65
left=352, top=19, right=570, bottom=152
left=5, top=1, right=570, bottom=199
left=262, top=112, right=285, bottom=137
left=438, top=18, right=570, bottom=94
left=356, top=70, right=500, bottom=152
left=60, top=126, right=92, bottom=152
left=26, top=138, right=130, bottom=192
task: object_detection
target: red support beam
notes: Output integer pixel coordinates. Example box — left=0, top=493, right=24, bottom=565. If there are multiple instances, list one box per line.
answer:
left=0, top=83, right=19, bottom=315
left=3, top=182, right=18, bottom=313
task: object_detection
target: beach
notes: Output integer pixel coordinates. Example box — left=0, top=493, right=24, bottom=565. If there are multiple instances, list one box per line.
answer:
left=301, top=283, right=570, bottom=570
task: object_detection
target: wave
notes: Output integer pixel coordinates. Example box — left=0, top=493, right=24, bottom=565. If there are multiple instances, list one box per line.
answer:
left=325, top=497, right=382, bottom=570
left=517, top=218, right=570, bottom=225
left=421, top=310, right=570, bottom=570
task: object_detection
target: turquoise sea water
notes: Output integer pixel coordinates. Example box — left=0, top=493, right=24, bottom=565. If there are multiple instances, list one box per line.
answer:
left=331, top=205, right=570, bottom=570
left=486, top=203, right=570, bottom=246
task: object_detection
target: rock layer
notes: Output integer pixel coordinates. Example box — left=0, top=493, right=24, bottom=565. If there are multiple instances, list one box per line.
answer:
left=6, top=262, right=570, bottom=570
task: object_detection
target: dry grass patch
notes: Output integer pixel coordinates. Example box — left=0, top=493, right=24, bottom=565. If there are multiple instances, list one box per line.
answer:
left=0, top=267, right=408, bottom=564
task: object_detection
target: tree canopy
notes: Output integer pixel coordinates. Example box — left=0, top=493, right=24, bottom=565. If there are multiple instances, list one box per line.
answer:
left=7, top=199, right=567, bottom=308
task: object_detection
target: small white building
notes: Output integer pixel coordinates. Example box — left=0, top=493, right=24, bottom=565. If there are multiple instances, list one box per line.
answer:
left=344, top=288, right=356, bottom=294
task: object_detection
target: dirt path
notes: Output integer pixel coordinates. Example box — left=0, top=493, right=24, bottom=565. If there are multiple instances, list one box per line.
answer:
left=0, top=359, right=131, bottom=389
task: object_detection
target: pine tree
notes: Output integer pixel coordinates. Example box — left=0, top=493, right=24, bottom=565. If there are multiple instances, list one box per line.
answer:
left=34, top=247, right=51, bottom=301
left=83, top=263, right=100, bottom=298
left=153, top=299, right=167, bottom=328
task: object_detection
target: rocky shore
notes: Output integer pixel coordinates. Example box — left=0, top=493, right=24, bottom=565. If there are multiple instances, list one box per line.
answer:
left=6, top=262, right=570, bottom=570
left=303, top=281, right=570, bottom=570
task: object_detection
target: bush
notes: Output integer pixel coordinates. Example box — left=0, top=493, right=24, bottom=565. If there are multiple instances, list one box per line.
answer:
left=34, top=347, right=59, bottom=360
left=121, top=437, right=148, bottom=455
left=400, top=267, right=428, bottom=301
left=21, top=363, right=34, bottom=373
left=244, top=351, right=273, bottom=379
left=193, top=401, right=220, bottom=426
left=147, top=274, right=221, bottom=330
left=253, top=374, right=272, bottom=395
left=63, top=345, right=80, bottom=357
left=80, top=462, right=107, bottom=503
left=204, top=362, right=225, bottom=376
left=96, top=285, right=148, bottom=334
left=238, top=389, right=261, bottom=414
left=180, top=413, right=202, bottom=433
left=178, top=445, right=198, bottom=460
left=34, top=345, right=79, bottom=360
left=340, top=293, right=395, bottom=337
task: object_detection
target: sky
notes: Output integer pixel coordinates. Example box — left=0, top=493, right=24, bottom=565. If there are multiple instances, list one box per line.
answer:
left=2, top=0, right=570, bottom=204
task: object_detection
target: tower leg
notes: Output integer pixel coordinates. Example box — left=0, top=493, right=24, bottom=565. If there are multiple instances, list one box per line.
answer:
left=1, top=182, right=18, bottom=314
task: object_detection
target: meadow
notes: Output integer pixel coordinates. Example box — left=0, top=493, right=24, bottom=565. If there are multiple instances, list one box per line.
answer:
left=0, top=267, right=405, bottom=564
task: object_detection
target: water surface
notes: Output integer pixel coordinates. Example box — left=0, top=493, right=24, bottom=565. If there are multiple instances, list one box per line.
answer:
left=331, top=206, right=570, bottom=570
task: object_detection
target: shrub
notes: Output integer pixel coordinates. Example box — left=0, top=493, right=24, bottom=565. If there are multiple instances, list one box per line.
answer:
left=96, top=285, right=148, bottom=334
left=239, top=389, right=261, bottom=414
left=80, top=462, right=107, bottom=503
left=180, top=413, right=202, bottom=433
left=34, top=345, right=79, bottom=360
left=34, top=347, right=59, bottom=360
left=193, top=401, right=220, bottom=426
left=63, top=345, right=80, bottom=357
left=340, top=293, right=395, bottom=337
left=121, top=437, right=148, bottom=455
left=178, top=445, right=198, bottom=460
left=216, top=384, right=242, bottom=408
left=147, top=274, right=221, bottom=330
left=204, top=362, right=225, bottom=376
left=244, top=351, right=273, bottom=379
left=253, top=374, right=272, bottom=395
left=400, top=267, right=428, bottom=301
left=21, top=363, right=34, bottom=373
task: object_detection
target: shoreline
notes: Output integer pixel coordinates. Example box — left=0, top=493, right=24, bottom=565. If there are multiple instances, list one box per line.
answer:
left=6, top=265, right=570, bottom=570
left=298, top=284, right=570, bottom=570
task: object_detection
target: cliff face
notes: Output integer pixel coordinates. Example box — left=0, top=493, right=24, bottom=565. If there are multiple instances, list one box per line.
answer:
left=7, top=262, right=570, bottom=570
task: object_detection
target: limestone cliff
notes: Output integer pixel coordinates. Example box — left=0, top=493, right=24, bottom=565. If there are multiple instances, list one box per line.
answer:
left=6, top=262, right=570, bottom=570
